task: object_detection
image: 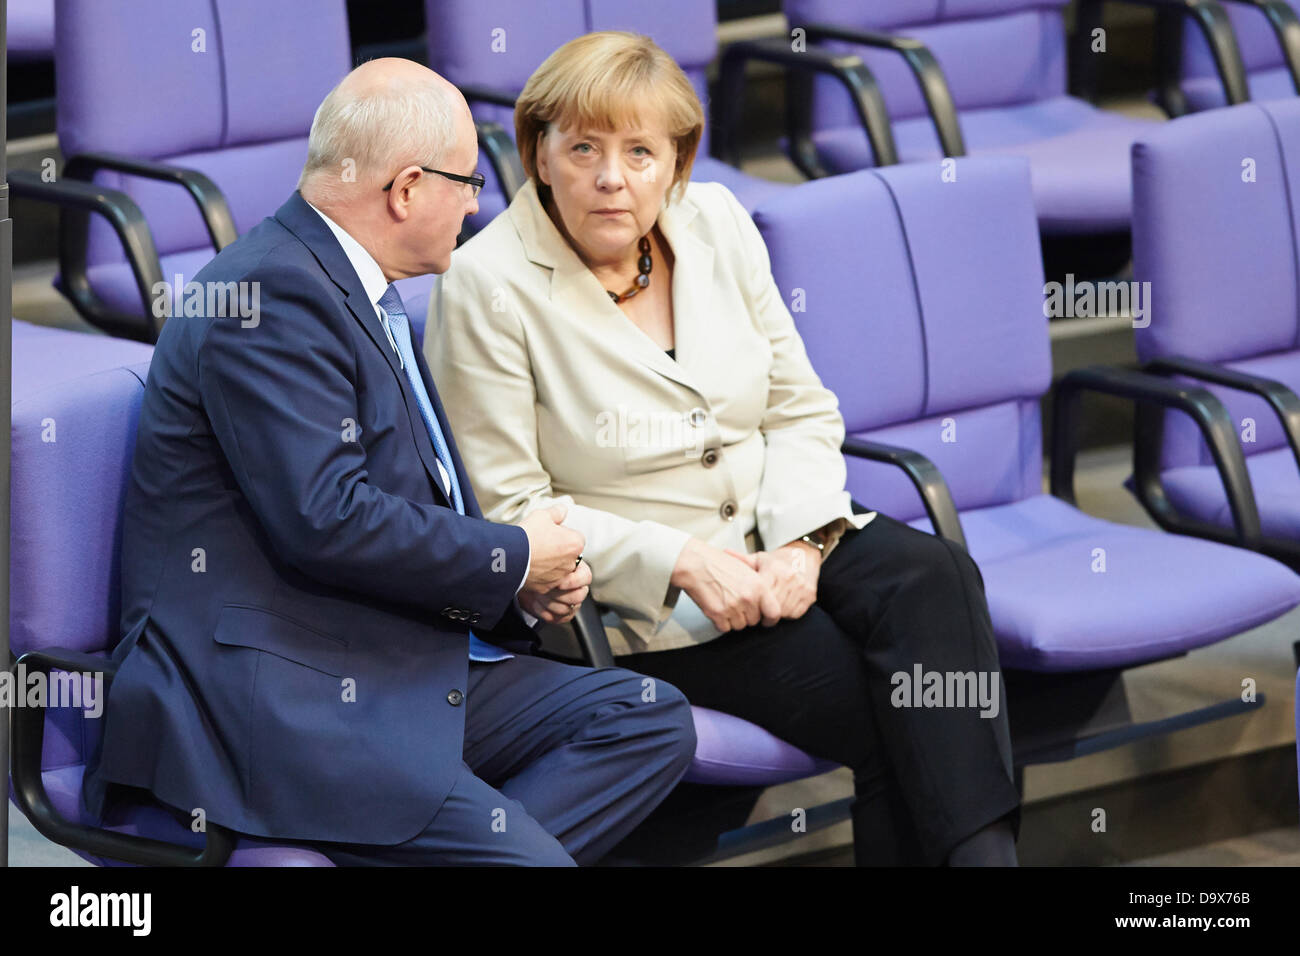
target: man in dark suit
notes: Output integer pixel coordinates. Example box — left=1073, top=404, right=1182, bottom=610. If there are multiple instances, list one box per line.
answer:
left=83, top=58, right=696, bottom=865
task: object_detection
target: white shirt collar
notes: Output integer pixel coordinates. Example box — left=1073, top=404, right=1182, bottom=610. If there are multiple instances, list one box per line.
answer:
left=305, top=200, right=390, bottom=308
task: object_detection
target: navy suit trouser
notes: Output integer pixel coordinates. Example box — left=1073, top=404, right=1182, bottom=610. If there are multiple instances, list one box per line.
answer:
left=300, top=656, right=696, bottom=865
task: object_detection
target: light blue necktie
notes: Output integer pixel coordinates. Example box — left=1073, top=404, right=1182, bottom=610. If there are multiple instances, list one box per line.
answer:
left=377, top=284, right=510, bottom=663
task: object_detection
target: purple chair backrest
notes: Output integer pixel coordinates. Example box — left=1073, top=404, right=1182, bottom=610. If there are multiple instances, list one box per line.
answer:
left=1133, top=98, right=1300, bottom=470
left=1183, top=3, right=1287, bottom=83
left=11, top=334, right=153, bottom=769
left=785, top=0, right=1071, bottom=138
left=55, top=0, right=350, bottom=299
left=753, top=157, right=1051, bottom=522
left=7, top=0, right=54, bottom=61
left=425, top=0, right=717, bottom=148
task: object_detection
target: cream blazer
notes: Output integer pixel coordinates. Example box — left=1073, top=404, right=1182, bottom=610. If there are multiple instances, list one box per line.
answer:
left=426, top=178, right=874, bottom=655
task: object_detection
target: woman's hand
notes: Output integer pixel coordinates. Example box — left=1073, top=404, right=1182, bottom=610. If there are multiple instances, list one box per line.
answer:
left=728, top=542, right=821, bottom=625
left=670, top=538, right=776, bottom=633
left=518, top=560, right=592, bottom=625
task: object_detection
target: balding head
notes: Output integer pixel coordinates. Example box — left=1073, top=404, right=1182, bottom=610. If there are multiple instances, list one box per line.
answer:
left=299, top=58, right=469, bottom=204
left=296, top=58, right=481, bottom=280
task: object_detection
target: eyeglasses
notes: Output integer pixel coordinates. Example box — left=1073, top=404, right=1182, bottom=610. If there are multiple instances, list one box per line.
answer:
left=382, top=166, right=485, bottom=198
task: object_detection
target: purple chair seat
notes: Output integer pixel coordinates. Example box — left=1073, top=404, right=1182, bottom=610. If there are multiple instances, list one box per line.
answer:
left=33, top=766, right=333, bottom=867
left=684, top=707, right=837, bottom=786
left=12, top=320, right=154, bottom=396
left=812, top=96, right=1158, bottom=235
left=905, top=493, right=1300, bottom=671
left=1162, top=447, right=1300, bottom=540
left=786, top=0, right=1169, bottom=236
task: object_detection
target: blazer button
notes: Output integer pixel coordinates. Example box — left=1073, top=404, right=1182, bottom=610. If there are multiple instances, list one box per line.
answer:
left=720, top=499, right=737, bottom=521
left=447, top=689, right=464, bottom=706
left=441, top=607, right=452, bottom=616
left=701, top=448, right=720, bottom=468
left=469, top=613, right=481, bottom=625
left=688, top=407, right=708, bottom=428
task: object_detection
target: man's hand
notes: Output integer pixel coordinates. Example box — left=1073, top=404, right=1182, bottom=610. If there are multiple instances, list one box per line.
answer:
left=517, top=505, right=587, bottom=623
left=670, top=538, right=776, bottom=633
left=728, top=542, right=821, bottom=626
left=519, top=505, right=585, bottom=591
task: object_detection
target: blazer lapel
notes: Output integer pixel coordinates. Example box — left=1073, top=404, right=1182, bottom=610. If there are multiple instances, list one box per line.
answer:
left=510, top=181, right=709, bottom=398
left=274, top=192, right=452, bottom=508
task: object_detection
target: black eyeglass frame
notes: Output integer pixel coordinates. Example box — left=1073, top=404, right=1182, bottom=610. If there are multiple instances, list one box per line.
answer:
left=382, top=166, right=485, bottom=196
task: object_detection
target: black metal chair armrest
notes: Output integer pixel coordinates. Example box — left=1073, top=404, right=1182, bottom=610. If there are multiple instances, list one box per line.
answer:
left=570, top=600, right=616, bottom=669
left=457, top=82, right=521, bottom=110
left=1074, top=0, right=1249, bottom=114
left=1222, top=0, right=1300, bottom=92
left=10, top=647, right=236, bottom=866
left=1051, top=365, right=1262, bottom=548
left=716, top=36, right=898, bottom=179
left=797, top=22, right=965, bottom=158
left=63, top=151, right=237, bottom=252
left=841, top=436, right=967, bottom=549
left=8, top=170, right=165, bottom=342
left=475, top=121, right=526, bottom=202
left=1145, top=355, right=1300, bottom=471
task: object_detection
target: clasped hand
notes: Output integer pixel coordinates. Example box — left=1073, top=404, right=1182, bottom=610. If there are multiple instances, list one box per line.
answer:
left=670, top=537, right=821, bottom=633
left=517, top=505, right=591, bottom=624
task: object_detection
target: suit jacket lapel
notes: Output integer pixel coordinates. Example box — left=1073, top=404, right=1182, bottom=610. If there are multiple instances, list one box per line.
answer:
left=274, top=192, right=453, bottom=508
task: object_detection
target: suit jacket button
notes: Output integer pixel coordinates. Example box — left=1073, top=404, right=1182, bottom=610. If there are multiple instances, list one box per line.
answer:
left=688, top=407, right=708, bottom=428
left=447, top=689, right=464, bottom=706
left=701, top=448, right=720, bottom=468
left=469, top=613, right=481, bottom=624
left=719, top=499, right=737, bottom=521
left=441, top=607, right=452, bottom=616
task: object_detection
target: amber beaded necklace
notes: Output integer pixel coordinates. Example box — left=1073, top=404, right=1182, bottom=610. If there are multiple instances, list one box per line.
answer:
left=606, top=236, right=653, bottom=304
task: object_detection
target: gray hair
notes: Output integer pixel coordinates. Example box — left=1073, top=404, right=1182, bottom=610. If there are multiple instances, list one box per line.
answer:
left=298, top=70, right=458, bottom=200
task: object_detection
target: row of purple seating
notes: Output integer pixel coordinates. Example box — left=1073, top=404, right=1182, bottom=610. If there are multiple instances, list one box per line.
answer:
left=13, top=92, right=1300, bottom=863
left=12, top=0, right=1300, bottom=345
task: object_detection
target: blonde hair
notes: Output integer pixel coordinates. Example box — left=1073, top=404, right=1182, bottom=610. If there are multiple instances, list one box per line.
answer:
left=515, top=31, right=705, bottom=204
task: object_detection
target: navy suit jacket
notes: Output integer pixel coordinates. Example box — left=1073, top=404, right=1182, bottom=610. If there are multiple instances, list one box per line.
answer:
left=84, top=191, right=536, bottom=845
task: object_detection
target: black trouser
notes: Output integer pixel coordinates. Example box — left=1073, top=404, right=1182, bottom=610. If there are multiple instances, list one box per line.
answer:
left=619, top=511, right=1021, bottom=866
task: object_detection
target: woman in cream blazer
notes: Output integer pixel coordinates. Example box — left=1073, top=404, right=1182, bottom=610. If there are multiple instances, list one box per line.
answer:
left=427, top=31, right=1020, bottom=867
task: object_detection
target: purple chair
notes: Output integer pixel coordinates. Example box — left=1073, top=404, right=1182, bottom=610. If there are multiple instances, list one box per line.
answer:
left=8, top=321, right=333, bottom=866
left=781, top=0, right=1248, bottom=239
left=568, top=601, right=842, bottom=862
left=751, top=157, right=1300, bottom=768
left=1130, top=99, right=1300, bottom=569
left=8, top=0, right=443, bottom=343
left=6, top=0, right=53, bottom=62
left=424, top=0, right=899, bottom=233
left=1181, top=0, right=1300, bottom=111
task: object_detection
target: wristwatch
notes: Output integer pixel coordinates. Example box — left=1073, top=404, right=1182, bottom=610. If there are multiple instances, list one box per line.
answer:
left=798, top=528, right=830, bottom=553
